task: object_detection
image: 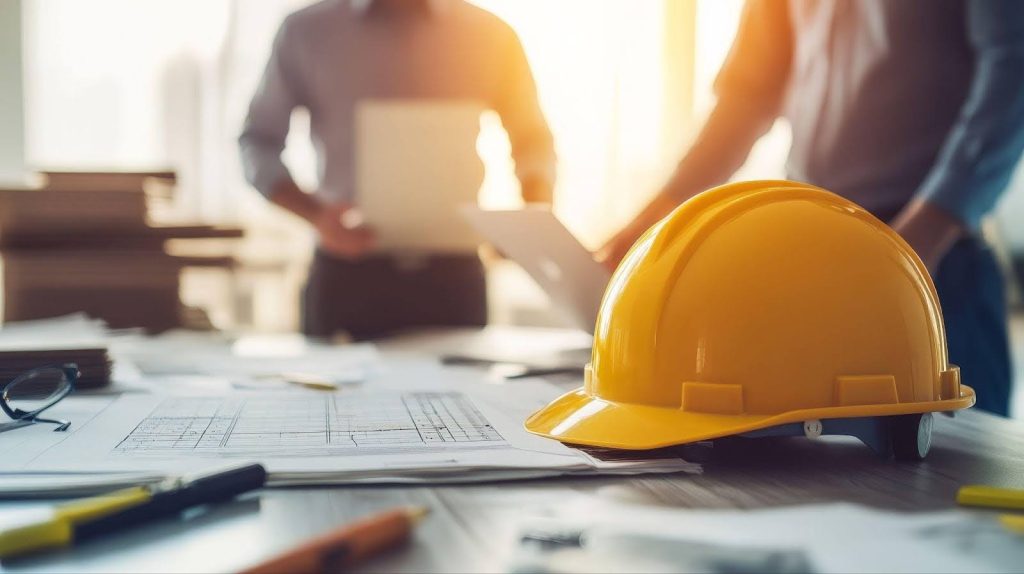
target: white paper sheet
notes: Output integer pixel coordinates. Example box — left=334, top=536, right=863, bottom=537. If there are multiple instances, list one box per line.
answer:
left=0, top=396, right=171, bottom=498
left=0, top=397, right=114, bottom=469
left=0, top=472, right=168, bottom=498
left=509, top=499, right=1024, bottom=573
left=12, top=373, right=699, bottom=486
left=110, top=331, right=380, bottom=380
left=0, top=313, right=111, bottom=350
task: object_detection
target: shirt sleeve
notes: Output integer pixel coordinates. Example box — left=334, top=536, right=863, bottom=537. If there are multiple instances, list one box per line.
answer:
left=238, top=16, right=306, bottom=199
left=914, top=0, right=1024, bottom=230
left=491, top=27, right=557, bottom=194
left=713, top=0, right=792, bottom=115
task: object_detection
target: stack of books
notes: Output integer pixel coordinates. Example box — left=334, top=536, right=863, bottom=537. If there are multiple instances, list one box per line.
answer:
left=0, top=171, right=243, bottom=332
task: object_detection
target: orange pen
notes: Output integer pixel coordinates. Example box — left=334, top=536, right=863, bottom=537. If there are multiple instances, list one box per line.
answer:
left=240, top=506, right=429, bottom=574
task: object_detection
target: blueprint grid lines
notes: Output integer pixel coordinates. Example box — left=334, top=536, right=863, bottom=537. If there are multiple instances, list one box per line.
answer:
left=114, top=392, right=504, bottom=453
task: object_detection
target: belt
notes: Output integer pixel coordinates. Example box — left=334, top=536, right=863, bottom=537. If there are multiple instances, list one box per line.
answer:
left=316, top=250, right=480, bottom=272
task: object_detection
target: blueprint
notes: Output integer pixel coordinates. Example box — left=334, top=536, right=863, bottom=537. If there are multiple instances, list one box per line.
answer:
left=16, top=375, right=701, bottom=485
left=114, top=393, right=504, bottom=455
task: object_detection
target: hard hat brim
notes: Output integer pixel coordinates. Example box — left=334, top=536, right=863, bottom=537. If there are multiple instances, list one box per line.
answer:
left=524, top=385, right=976, bottom=450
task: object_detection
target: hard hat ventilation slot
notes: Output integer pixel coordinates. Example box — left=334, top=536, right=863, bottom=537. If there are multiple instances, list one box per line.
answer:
left=681, top=382, right=744, bottom=415
left=834, top=375, right=898, bottom=406
left=939, top=367, right=961, bottom=400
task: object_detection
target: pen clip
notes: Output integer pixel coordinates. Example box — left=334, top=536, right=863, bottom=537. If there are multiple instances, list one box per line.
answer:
left=149, top=476, right=188, bottom=495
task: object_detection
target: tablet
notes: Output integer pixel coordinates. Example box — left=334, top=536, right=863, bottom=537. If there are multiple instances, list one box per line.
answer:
left=461, top=205, right=611, bottom=332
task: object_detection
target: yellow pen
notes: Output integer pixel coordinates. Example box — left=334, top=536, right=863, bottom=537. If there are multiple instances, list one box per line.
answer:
left=0, top=486, right=152, bottom=559
left=956, top=485, right=1024, bottom=512
left=0, top=464, right=266, bottom=560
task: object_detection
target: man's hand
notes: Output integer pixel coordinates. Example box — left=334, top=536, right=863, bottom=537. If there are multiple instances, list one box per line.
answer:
left=312, top=203, right=376, bottom=260
left=890, top=199, right=965, bottom=275
left=269, top=179, right=376, bottom=260
left=596, top=226, right=643, bottom=272
left=594, top=189, right=695, bottom=272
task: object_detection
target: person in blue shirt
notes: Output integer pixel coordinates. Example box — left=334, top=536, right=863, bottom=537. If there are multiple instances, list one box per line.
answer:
left=600, top=0, right=1024, bottom=416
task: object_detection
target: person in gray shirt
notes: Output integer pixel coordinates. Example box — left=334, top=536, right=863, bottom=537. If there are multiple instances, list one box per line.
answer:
left=600, top=0, right=1024, bottom=416
left=239, top=0, right=555, bottom=340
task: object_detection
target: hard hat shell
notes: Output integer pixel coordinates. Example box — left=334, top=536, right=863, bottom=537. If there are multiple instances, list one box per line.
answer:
left=526, top=181, right=974, bottom=449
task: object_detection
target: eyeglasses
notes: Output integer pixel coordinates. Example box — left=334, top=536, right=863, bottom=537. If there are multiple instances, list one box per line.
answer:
left=0, top=364, right=79, bottom=432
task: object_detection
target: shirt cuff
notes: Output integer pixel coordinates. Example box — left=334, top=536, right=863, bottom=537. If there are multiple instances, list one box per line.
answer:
left=915, top=161, right=986, bottom=233
left=245, top=153, right=295, bottom=200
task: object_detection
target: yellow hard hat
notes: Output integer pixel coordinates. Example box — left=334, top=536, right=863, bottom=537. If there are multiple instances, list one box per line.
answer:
left=526, top=180, right=974, bottom=451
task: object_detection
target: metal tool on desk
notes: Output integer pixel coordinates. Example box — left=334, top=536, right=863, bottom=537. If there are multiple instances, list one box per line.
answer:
left=512, top=523, right=812, bottom=574
left=240, top=506, right=429, bottom=574
left=0, top=463, right=267, bottom=559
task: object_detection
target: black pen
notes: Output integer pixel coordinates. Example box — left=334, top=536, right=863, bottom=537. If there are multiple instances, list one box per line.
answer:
left=0, top=463, right=267, bottom=559
left=75, top=463, right=267, bottom=542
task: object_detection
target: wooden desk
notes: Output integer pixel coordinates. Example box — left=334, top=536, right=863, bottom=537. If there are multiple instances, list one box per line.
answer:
left=3, top=329, right=1023, bottom=573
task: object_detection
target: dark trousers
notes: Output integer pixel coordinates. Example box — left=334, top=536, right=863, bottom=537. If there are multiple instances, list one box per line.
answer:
left=935, top=237, right=1013, bottom=416
left=302, top=251, right=487, bottom=341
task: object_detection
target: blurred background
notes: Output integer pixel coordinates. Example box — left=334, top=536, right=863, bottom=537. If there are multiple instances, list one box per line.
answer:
left=0, top=0, right=1022, bottom=412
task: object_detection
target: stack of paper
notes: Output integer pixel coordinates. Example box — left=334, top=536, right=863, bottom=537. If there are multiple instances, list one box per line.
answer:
left=2, top=368, right=698, bottom=492
left=111, top=331, right=379, bottom=379
left=0, top=349, right=110, bottom=390
left=0, top=473, right=168, bottom=499
left=0, top=315, right=113, bottom=389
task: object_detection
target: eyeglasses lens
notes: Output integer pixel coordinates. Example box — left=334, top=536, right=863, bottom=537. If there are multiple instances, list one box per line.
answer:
left=4, top=368, right=71, bottom=417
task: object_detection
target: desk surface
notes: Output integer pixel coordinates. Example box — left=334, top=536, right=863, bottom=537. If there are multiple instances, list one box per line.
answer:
left=3, top=328, right=1023, bottom=573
